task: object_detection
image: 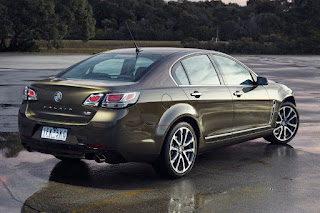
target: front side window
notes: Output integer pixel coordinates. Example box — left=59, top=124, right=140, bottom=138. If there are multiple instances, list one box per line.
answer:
left=181, top=55, right=220, bottom=85
left=59, top=53, right=162, bottom=82
left=213, top=55, right=253, bottom=85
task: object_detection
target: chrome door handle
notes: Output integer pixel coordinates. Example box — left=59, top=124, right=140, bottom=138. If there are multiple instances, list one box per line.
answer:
left=233, top=91, right=243, bottom=97
left=191, top=91, right=202, bottom=98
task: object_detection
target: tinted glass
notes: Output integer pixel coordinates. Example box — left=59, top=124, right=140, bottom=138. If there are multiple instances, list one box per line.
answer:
left=213, top=55, right=253, bottom=85
left=93, top=59, right=124, bottom=75
left=182, top=55, right=220, bottom=85
left=134, top=57, right=154, bottom=73
left=59, top=53, right=162, bottom=82
left=172, top=63, right=189, bottom=85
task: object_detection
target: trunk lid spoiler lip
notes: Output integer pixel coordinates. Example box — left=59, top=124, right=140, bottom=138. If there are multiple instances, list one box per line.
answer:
left=32, top=77, right=138, bottom=89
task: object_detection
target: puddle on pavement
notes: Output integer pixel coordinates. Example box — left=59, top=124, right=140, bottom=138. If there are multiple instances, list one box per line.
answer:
left=0, top=104, right=21, bottom=107
left=0, top=132, right=24, bottom=158
left=0, top=84, right=24, bottom=87
left=263, top=144, right=296, bottom=157
left=166, top=179, right=273, bottom=212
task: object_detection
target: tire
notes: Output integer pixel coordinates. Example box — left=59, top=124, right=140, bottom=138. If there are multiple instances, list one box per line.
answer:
left=152, top=122, right=197, bottom=178
left=264, top=102, right=299, bottom=144
left=54, top=155, right=81, bottom=162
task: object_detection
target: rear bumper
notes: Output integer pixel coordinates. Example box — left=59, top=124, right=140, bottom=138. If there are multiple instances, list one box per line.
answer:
left=21, top=137, right=125, bottom=163
left=18, top=102, right=163, bottom=163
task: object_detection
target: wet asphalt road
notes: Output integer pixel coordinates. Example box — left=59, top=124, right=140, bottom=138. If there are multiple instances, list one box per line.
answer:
left=0, top=54, right=319, bottom=213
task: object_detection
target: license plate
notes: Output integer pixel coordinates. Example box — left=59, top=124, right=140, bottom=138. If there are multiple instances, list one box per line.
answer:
left=41, top=126, right=68, bottom=141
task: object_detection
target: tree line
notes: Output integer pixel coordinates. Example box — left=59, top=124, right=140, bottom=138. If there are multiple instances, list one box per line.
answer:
left=0, top=0, right=95, bottom=51
left=0, top=0, right=319, bottom=54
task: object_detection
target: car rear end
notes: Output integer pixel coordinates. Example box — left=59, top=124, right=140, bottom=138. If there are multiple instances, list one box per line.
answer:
left=18, top=50, right=164, bottom=163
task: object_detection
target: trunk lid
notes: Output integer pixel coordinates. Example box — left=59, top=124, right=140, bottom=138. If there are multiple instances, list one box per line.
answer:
left=27, top=78, right=134, bottom=124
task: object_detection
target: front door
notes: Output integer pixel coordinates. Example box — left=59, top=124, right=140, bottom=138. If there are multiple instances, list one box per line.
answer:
left=212, top=54, right=273, bottom=133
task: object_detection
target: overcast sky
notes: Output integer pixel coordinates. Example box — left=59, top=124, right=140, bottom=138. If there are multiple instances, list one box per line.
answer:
left=221, top=0, right=247, bottom=6
left=178, top=0, right=247, bottom=6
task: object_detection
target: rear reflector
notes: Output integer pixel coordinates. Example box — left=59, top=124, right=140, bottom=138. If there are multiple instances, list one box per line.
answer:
left=88, top=145, right=110, bottom=149
left=125, top=94, right=135, bottom=101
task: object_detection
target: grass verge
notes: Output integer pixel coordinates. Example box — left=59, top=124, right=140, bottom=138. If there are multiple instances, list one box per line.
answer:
left=36, top=40, right=181, bottom=54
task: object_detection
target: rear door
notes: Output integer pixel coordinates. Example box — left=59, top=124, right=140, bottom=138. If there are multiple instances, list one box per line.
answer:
left=171, top=54, right=233, bottom=140
left=211, top=54, right=273, bottom=133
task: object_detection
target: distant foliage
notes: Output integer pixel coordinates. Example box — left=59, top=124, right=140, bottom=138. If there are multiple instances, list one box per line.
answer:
left=0, top=0, right=95, bottom=51
left=0, top=0, right=319, bottom=53
left=88, top=0, right=320, bottom=54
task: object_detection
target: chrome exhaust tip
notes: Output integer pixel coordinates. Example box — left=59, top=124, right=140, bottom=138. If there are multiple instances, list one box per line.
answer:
left=94, top=155, right=106, bottom=163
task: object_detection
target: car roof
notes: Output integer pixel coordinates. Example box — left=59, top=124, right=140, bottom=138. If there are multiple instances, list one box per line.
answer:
left=103, top=47, right=218, bottom=56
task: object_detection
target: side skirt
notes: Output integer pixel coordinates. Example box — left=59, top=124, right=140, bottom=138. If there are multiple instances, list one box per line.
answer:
left=198, top=126, right=273, bottom=154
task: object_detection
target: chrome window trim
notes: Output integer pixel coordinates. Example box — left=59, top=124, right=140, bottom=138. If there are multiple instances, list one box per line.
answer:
left=177, top=84, right=225, bottom=87
left=169, top=51, right=258, bottom=87
left=210, top=52, right=258, bottom=82
left=169, top=52, right=203, bottom=86
left=204, top=125, right=271, bottom=140
left=169, top=52, right=222, bottom=87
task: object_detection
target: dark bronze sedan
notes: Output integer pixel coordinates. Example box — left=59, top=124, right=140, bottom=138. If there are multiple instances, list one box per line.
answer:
left=19, top=48, right=299, bottom=178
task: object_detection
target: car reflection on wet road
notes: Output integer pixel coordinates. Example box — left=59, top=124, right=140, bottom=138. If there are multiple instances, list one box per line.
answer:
left=1, top=55, right=320, bottom=213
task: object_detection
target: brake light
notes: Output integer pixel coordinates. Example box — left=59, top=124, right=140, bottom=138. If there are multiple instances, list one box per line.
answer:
left=89, top=95, right=102, bottom=102
left=23, top=86, right=37, bottom=101
left=107, top=94, right=123, bottom=102
left=29, top=90, right=35, bottom=97
left=102, top=92, right=139, bottom=109
left=83, top=93, right=104, bottom=106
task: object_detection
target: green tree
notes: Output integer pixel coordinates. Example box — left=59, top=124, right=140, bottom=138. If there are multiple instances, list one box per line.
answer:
left=0, top=0, right=59, bottom=51
left=0, top=2, right=12, bottom=50
left=256, top=13, right=284, bottom=35
left=54, top=0, right=96, bottom=41
left=0, top=0, right=96, bottom=51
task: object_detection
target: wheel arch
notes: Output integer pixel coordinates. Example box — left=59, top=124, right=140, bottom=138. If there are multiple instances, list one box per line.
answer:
left=154, top=115, right=202, bottom=164
left=264, top=99, right=299, bottom=144
left=168, top=116, right=201, bottom=147
left=282, top=95, right=296, bottom=106
left=154, top=103, right=202, bottom=156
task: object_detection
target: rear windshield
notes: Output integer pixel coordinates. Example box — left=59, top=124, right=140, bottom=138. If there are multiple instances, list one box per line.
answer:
left=58, top=53, right=163, bottom=82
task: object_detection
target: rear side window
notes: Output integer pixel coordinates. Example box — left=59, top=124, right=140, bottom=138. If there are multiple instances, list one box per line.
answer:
left=181, top=55, right=220, bottom=85
left=59, top=53, right=162, bottom=82
left=172, top=62, right=189, bottom=85
left=213, top=55, right=253, bottom=85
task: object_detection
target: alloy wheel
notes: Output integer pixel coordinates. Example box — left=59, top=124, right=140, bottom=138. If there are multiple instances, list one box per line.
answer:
left=273, top=105, right=298, bottom=142
left=169, top=127, right=196, bottom=174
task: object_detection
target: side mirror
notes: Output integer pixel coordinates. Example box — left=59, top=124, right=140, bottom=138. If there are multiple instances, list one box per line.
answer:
left=257, top=76, right=268, bottom=85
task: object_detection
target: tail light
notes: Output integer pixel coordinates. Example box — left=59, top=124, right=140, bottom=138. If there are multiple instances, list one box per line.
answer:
left=23, top=86, right=37, bottom=101
left=102, top=92, right=139, bottom=109
left=83, top=93, right=104, bottom=106
left=83, top=92, right=139, bottom=108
